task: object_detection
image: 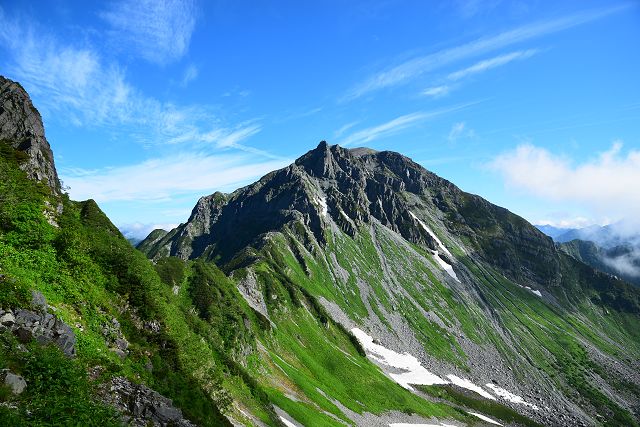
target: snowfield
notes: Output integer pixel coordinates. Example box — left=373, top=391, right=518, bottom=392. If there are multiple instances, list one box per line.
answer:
left=352, top=328, right=540, bottom=427
left=314, top=195, right=329, bottom=217
left=485, top=384, right=540, bottom=409
left=432, top=250, right=460, bottom=283
left=521, top=285, right=543, bottom=297
left=350, top=328, right=447, bottom=390
left=279, top=415, right=299, bottom=427
left=447, top=374, right=495, bottom=400
left=468, top=411, right=503, bottom=425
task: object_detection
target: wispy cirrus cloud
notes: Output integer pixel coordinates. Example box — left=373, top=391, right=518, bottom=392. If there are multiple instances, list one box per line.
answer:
left=447, top=49, right=538, bottom=81
left=180, top=64, right=199, bottom=86
left=62, top=152, right=290, bottom=203
left=421, top=49, right=538, bottom=98
left=344, top=5, right=627, bottom=100
left=0, top=9, right=271, bottom=154
left=447, top=121, right=475, bottom=142
left=340, top=103, right=477, bottom=147
left=101, top=0, right=197, bottom=65
left=422, top=85, right=451, bottom=98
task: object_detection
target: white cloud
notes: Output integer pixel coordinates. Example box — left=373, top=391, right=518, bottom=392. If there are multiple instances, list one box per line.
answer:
left=344, top=5, right=626, bottom=100
left=602, top=248, right=640, bottom=278
left=334, top=121, right=359, bottom=138
left=447, top=121, right=475, bottom=142
left=340, top=103, right=477, bottom=147
left=62, top=152, right=290, bottom=203
left=119, top=222, right=178, bottom=241
left=421, top=50, right=537, bottom=98
left=490, top=142, right=640, bottom=223
left=534, top=216, right=598, bottom=229
left=446, top=49, right=538, bottom=81
left=101, top=0, right=197, bottom=65
left=423, top=85, right=450, bottom=98
left=454, top=0, right=504, bottom=19
left=181, top=64, right=199, bottom=86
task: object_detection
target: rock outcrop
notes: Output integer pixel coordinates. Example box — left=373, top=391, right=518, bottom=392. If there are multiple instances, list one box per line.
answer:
left=100, top=376, right=197, bottom=427
left=0, top=292, right=76, bottom=357
left=0, top=75, right=60, bottom=193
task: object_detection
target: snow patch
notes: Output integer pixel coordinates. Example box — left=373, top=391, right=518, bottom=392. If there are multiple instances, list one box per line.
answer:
left=485, top=384, right=539, bottom=410
left=352, top=328, right=537, bottom=419
left=432, top=251, right=460, bottom=283
left=350, top=328, right=447, bottom=391
left=447, top=375, right=495, bottom=400
left=521, top=285, right=542, bottom=297
left=314, top=195, right=329, bottom=217
left=340, top=209, right=352, bottom=222
left=390, top=423, right=458, bottom=427
left=279, top=416, right=299, bottom=427
left=468, top=412, right=503, bottom=425
left=409, top=211, right=452, bottom=257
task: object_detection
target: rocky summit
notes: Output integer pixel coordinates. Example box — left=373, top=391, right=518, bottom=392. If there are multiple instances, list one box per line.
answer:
left=1, top=77, right=640, bottom=427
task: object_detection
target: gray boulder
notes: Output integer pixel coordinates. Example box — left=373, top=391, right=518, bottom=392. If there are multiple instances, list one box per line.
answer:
left=0, top=312, right=15, bottom=327
left=31, top=290, right=48, bottom=312
left=0, top=297, right=77, bottom=357
left=2, top=371, right=27, bottom=395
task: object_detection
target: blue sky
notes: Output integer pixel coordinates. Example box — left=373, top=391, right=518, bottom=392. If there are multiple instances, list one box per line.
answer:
left=1, top=0, right=639, bottom=239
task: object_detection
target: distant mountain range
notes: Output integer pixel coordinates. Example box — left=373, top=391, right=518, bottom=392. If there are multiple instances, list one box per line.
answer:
left=537, top=222, right=640, bottom=287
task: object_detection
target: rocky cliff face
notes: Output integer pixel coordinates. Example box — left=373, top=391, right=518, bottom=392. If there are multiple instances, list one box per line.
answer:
left=0, top=75, right=60, bottom=193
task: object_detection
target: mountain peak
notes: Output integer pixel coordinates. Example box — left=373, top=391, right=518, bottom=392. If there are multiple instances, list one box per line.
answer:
left=294, top=141, right=353, bottom=178
left=0, top=75, right=60, bottom=193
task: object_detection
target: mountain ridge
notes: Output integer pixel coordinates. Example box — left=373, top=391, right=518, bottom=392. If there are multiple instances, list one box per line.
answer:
left=141, top=141, right=562, bottom=290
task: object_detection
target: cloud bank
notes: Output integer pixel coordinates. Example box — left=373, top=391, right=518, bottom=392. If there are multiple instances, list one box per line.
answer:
left=490, top=142, right=640, bottom=224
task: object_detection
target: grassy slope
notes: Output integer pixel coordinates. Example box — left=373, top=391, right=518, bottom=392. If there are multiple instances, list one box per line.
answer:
left=242, top=210, right=640, bottom=426
left=0, top=142, right=247, bottom=425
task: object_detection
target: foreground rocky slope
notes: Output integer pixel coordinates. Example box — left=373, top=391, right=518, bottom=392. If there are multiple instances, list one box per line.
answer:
left=142, top=142, right=640, bottom=426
